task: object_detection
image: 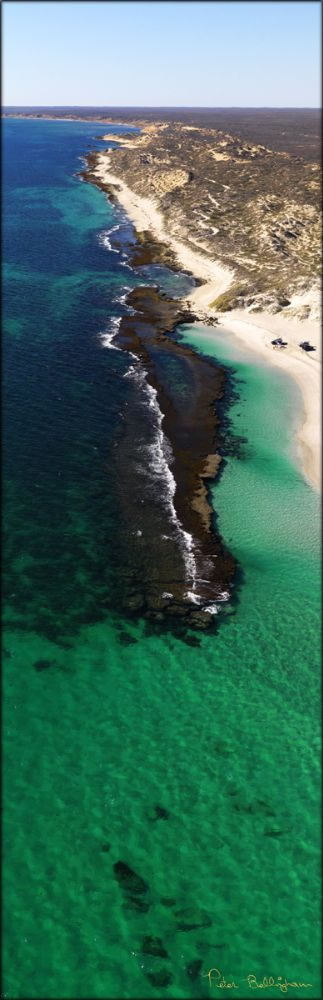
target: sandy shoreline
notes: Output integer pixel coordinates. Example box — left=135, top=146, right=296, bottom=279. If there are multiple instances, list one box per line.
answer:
left=92, top=151, right=321, bottom=492
left=92, top=152, right=233, bottom=296
left=216, top=311, right=321, bottom=492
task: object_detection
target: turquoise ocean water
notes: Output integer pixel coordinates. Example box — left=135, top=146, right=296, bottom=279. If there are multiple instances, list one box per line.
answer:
left=2, top=120, right=321, bottom=998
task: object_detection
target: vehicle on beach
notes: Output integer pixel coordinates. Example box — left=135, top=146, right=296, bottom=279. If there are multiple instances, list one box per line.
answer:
left=271, top=337, right=287, bottom=349
left=299, top=340, right=316, bottom=352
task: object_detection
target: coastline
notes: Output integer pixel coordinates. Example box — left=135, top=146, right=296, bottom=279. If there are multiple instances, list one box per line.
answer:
left=91, top=152, right=233, bottom=298
left=91, top=150, right=321, bottom=493
left=112, top=286, right=237, bottom=626
left=84, top=153, right=239, bottom=626
left=215, top=311, right=321, bottom=492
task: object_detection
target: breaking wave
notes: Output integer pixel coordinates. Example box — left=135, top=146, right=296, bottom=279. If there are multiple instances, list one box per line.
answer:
left=124, top=361, right=198, bottom=590
left=98, top=316, right=121, bottom=349
left=97, top=224, right=121, bottom=253
left=113, top=286, right=132, bottom=306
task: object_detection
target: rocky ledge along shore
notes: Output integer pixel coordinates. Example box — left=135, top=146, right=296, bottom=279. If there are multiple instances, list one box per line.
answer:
left=83, top=116, right=320, bottom=319
left=113, top=283, right=237, bottom=630
left=84, top=158, right=237, bottom=630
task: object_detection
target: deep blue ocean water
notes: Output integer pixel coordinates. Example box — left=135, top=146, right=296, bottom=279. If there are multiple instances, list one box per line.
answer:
left=3, top=119, right=194, bottom=640
left=3, top=119, right=321, bottom=999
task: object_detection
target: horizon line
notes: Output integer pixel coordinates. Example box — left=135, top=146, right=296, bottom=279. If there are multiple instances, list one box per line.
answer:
left=3, top=104, right=321, bottom=110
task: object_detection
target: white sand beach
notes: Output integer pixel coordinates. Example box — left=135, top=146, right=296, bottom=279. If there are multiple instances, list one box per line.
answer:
left=214, top=310, right=321, bottom=491
left=92, top=152, right=233, bottom=298
left=93, top=152, right=321, bottom=492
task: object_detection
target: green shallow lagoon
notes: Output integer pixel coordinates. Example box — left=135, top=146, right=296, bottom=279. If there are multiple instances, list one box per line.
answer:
left=4, top=325, right=321, bottom=999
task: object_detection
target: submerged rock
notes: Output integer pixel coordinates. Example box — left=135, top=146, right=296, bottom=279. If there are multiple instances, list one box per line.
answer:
left=119, top=632, right=138, bottom=645
left=113, top=860, right=148, bottom=895
left=142, top=936, right=168, bottom=958
left=190, top=611, right=214, bottom=630
left=233, top=801, right=254, bottom=814
left=123, top=897, right=150, bottom=913
left=255, top=799, right=276, bottom=817
left=182, top=635, right=201, bottom=647
left=187, top=959, right=203, bottom=980
left=34, top=659, right=55, bottom=672
left=146, top=970, right=173, bottom=988
left=153, top=804, right=169, bottom=821
left=174, top=906, right=212, bottom=931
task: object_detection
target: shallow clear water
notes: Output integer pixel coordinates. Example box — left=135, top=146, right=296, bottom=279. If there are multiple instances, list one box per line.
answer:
left=3, top=121, right=321, bottom=999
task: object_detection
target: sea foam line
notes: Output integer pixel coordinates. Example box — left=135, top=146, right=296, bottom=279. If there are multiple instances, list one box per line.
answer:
left=124, top=362, right=198, bottom=590
left=103, top=352, right=231, bottom=610
left=99, top=316, right=122, bottom=349
left=113, top=285, right=132, bottom=305
left=97, top=224, right=121, bottom=253
left=123, top=363, right=232, bottom=610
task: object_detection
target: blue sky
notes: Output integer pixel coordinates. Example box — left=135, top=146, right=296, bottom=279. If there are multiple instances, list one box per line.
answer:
left=3, top=1, right=321, bottom=107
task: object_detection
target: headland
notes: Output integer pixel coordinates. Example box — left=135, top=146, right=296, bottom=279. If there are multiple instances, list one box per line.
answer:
left=84, top=115, right=320, bottom=491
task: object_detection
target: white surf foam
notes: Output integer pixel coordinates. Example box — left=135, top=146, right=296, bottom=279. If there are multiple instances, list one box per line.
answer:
left=217, top=590, right=230, bottom=602
left=113, top=286, right=132, bottom=305
left=110, top=355, right=231, bottom=610
left=97, top=224, right=121, bottom=253
left=123, top=362, right=139, bottom=377
left=124, top=364, right=198, bottom=589
left=204, top=590, right=230, bottom=614
left=185, top=591, right=201, bottom=605
left=99, top=316, right=122, bottom=349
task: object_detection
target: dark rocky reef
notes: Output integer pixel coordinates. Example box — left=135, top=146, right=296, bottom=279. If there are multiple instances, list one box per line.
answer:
left=113, top=860, right=150, bottom=913
left=111, top=283, right=236, bottom=628
left=34, top=658, right=55, bottom=672
left=146, top=969, right=173, bottom=988
left=83, top=162, right=237, bottom=631
left=151, top=804, right=170, bottom=821
left=113, top=860, right=148, bottom=895
left=174, top=905, right=213, bottom=931
left=141, top=936, right=168, bottom=958
left=187, top=959, right=203, bottom=980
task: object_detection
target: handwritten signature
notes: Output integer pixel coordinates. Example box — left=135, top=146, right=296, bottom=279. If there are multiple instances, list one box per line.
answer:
left=203, top=969, right=313, bottom=993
